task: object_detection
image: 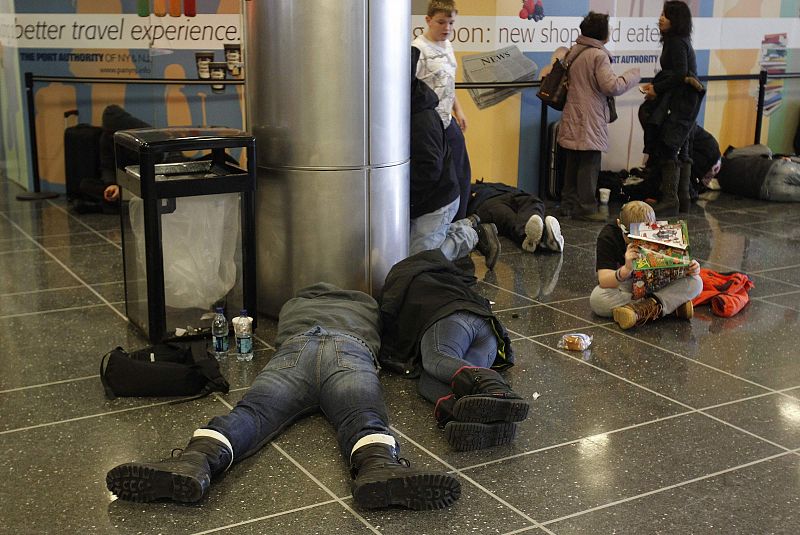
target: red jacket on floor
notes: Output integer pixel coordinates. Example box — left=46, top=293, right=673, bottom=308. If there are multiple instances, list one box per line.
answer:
left=692, top=268, right=754, bottom=317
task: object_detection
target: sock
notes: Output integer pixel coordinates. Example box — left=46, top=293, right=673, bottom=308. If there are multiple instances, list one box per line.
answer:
left=193, top=429, right=234, bottom=470
left=350, top=433, right=396, bottom=460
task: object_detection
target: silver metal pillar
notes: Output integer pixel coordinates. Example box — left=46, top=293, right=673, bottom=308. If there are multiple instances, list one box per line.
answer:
left=245, top=0, right=410, bottom=316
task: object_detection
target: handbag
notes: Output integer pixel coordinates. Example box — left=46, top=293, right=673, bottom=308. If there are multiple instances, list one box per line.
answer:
left=100, top=340, right=230, bottom=401
left=607, top=96, right=618, bottom=123
left=537, top=46, right=589, bottom=111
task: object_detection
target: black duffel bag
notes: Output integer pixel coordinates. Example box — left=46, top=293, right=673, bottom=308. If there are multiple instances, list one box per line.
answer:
left=100, top=340, right=229, bottom=401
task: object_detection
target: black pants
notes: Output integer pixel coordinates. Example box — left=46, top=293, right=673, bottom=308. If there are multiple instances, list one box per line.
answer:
left=446, top=121, right=472, bottom=220
left=475, top=192, right=545, bottom=245
left=560, top=147, right=601, bottom=215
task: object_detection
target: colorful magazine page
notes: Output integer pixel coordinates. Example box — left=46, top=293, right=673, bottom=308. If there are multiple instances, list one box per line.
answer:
left=628, top=220, right=688, bottom=250
left=629, top=220, right=691, bottom=298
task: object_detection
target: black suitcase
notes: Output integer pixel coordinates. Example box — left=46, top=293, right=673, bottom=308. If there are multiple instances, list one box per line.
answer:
left=546, top=120, right=565, bottom=200
left=64, top=110, right=103, bottom=200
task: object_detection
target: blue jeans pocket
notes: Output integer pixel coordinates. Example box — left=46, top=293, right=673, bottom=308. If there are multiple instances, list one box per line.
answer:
left=267, top=338, right=308, bottom=370
left=334, top=337, right=376, bottom=371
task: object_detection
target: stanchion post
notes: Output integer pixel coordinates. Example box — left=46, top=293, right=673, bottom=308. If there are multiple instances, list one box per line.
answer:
left=16, top=71, right=59, bottom=201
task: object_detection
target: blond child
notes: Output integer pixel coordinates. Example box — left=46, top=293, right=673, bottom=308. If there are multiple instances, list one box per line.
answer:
left=589, top=201, right=702, bottom=329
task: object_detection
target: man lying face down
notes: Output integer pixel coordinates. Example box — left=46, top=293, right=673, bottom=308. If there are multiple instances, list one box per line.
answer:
left=106, top=283, right=460, bottom=510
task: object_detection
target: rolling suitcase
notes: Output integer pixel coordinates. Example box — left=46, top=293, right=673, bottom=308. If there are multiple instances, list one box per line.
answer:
left=64, top=109, right=103, bottom=200
left=546, top=120, right=565, bottom=200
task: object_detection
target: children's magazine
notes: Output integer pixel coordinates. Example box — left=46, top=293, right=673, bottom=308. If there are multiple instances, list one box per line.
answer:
left=629, top=220, right=690, bottom=299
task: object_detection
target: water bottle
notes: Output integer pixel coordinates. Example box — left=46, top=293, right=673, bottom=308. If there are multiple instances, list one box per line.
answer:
left=234, top=309, right=253, bottom=362
left=211, top=307, right=229, bottom=360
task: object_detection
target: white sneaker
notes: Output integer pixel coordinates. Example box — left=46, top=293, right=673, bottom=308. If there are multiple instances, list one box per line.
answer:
left=542, top=216, right=564, bottom=252
left=522, top=215, right=543, bottom=253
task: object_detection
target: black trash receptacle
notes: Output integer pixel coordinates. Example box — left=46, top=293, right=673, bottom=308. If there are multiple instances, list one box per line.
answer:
left=115, top=127, right=256, bottom=343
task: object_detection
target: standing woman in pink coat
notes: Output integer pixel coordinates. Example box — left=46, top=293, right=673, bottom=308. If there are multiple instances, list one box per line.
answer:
left=557, top=12, right=641, bottom=221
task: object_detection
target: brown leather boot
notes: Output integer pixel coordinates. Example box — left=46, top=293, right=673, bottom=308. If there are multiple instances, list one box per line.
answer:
left=612, top=297, right=663, bottom=330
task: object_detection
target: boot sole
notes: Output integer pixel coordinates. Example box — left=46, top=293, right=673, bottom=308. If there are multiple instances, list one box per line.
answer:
left=106, top=463, right=208, bottom=503
left=352, top=472, right=461, bottom=510
left=453, top=395, right=530, bottom=423
left=445, top=421, right=518, bottom=451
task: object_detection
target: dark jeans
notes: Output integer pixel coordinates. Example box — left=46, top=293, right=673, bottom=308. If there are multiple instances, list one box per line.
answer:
left=205, top=326, right=391, bottom=461
left=475, top=192, right=545, bottom=245
left=446, top=121, right=472, bottom=220
left=417, top=311, right=497, bottom=403
left=560, top=147, right=601, bottom=215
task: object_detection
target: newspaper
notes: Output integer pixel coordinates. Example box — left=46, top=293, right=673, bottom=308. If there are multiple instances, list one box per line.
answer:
left=629, top=220, right=691, bottom=300
left=462, top=45, right=538, bottom=109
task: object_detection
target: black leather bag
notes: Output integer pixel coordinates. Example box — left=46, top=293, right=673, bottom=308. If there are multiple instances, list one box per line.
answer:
left=537, top=46, right=589, bottom=111
left=607, top=96, right=618, bottom=123
left=100, top=341, right=229, bottom=400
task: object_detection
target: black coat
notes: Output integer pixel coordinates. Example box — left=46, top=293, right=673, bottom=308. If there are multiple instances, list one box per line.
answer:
left=378, top=250, right=514, bottom=377
left=410, top=74, right=459, bottom=218
left=640, top=35, right=704, bottom=158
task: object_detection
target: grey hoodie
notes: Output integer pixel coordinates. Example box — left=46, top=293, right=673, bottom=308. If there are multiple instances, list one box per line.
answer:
left=275, top=283, right=381, bottom=357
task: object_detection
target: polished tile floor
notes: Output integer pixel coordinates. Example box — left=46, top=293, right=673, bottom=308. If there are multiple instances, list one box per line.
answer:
left=1, top=175, right=799, bottom=534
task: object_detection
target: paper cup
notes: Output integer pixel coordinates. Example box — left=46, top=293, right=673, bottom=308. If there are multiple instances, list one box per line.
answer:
left=598, top=188, right=611, bottom=204
left=209, top=62, right=227, bottom=93
left=195, top=51, right=215, bottom=79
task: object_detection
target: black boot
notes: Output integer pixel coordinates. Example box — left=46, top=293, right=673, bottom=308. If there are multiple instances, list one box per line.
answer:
left=678, top=161, right=691, bottom=213
left=350, top=443, right=461, bottom=510
left=450, top=366, right=530, bottom=423
left=435, top=394, right=518, bottom=451
left=468, top=215, right=501, bottom=270
left=652, top=159, right=680, bottom=217
left=106, top=436, right=232, bottom=503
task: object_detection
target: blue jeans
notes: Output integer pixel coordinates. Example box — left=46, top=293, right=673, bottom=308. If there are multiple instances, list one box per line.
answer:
left=417, top=311, right=498, bottom=404
left=761, top=160, right=800, bottom=202
left=205, top=326, right=391, bottom=461
left=409, top=197, right=478, bottom=261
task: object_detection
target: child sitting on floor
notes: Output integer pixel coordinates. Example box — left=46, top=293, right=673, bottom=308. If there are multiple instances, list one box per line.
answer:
left=589, top=201, right=702, bottom=329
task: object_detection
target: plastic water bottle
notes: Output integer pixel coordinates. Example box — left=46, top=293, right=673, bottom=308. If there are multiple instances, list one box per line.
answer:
left=234, top=309, right=253, bottom=362
left=211, top=307, right=229, bottom=360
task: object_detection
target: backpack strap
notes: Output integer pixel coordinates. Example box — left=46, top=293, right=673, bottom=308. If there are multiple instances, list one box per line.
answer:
left=99, top=347, right=123, bottom=400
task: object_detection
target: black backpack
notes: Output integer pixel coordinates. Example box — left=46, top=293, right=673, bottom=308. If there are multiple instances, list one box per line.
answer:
left=100, top=341, right=229, bottom=401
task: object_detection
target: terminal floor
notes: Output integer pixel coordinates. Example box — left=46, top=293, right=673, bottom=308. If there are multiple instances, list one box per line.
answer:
left=1, top=176, right=799, bottom=535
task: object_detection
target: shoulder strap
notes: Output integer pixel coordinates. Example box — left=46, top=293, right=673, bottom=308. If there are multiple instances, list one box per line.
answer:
left=565, top=46, right=590, bottom=71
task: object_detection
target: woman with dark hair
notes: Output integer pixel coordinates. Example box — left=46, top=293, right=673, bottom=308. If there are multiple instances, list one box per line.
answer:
left=557, top=12, right=640, bottom=221
left=640, top=1, right=705, bottom=216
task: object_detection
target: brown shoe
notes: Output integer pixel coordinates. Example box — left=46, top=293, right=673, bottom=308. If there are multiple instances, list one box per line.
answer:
left=612, top=297, right=663, bottom=330
left=674, top=300, right=694, bottom=320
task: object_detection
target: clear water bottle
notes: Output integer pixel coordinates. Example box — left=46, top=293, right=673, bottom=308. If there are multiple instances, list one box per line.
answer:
left=211, top=307, right=229, bottom=360
left=234, top=309, right=253, bottom=362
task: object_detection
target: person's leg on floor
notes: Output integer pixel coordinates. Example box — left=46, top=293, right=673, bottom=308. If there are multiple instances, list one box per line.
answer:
left=419, top=313, right=527, bottom=451
left=106, top=332, right=322, bottom=503
left=477, top=194, right=525, bottom=245
left=761, top=160, right=800, bottom=202
left=410, top=198, right=477, bottom=260
left=589, top=282, right=634, bottom=318
left=409, top=199, right=456, bottom=256
left=318, top=331, right=461, bottom=510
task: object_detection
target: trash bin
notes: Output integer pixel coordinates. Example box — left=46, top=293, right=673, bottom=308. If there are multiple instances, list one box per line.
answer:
left=114, top=127, right=256, bottom=343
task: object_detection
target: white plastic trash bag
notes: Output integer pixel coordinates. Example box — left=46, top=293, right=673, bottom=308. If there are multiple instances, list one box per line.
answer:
left=129, top=193, right=239, bottom=309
